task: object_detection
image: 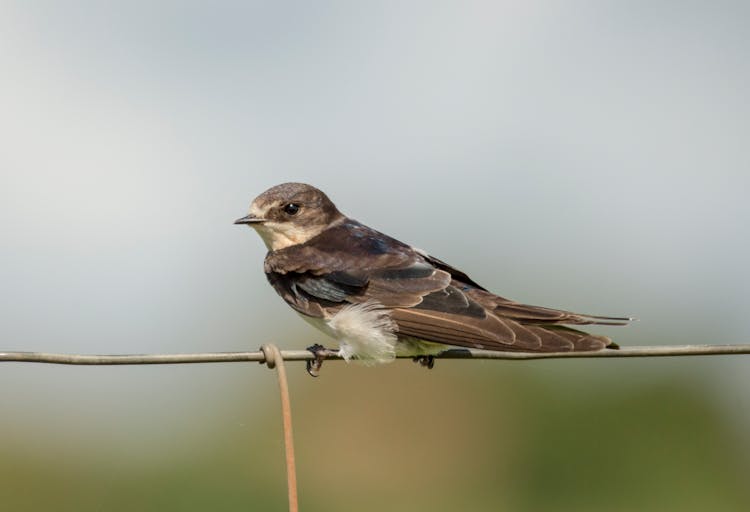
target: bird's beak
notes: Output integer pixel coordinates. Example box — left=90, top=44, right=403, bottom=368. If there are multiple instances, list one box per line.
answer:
left=234, top=214, right=266, bottom=225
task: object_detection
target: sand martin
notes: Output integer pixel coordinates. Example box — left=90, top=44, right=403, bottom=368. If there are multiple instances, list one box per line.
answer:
left=236, top=183, right=628, bottom=373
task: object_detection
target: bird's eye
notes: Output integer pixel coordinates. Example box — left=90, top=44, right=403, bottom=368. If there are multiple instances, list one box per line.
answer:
left=283, top=203, right=301, bottom=215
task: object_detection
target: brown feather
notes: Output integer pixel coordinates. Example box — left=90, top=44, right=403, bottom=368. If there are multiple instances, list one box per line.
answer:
left=262, top=216, right=625, bottom=353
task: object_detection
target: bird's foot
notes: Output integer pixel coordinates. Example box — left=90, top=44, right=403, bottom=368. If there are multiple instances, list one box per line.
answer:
left=306, top=344, right=338, bottom=377
left=412, top=355, right=435, bottom=370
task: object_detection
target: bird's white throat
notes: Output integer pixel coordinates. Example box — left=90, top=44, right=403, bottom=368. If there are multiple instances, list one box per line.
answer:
left=247, top=203, right=329, bottom=251
left=252, top=221, right=321, bottom=251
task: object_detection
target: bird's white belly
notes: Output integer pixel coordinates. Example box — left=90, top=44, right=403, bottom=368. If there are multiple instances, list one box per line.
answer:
left=297, top=303, right=446, bottom=364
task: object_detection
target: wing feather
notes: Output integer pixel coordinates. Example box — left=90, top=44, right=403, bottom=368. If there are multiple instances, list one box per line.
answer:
left=263, top=220, right=623, bottom=352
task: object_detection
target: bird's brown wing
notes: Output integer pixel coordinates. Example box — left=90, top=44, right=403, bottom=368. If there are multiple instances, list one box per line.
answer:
left=386, top=282, right=619, bottom=352
left=391, top=300, right=617, bottom=352
left=264, top=223, right=622, bottom=352
left=466, top=289, right=631, bottom=326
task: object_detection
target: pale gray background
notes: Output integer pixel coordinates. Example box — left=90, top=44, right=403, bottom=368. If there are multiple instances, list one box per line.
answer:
left=1, top=0, right=749, bottom=487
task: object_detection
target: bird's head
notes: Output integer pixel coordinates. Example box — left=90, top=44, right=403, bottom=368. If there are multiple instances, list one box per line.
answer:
left=235, top=182, right=344, bottom=251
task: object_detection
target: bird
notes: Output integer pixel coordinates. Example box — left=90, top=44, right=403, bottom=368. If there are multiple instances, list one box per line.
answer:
left=235, top=182, right=630, bottom=375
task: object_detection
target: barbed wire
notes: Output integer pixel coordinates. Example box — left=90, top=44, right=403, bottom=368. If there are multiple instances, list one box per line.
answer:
left=1, top=344, right=749, bottom=366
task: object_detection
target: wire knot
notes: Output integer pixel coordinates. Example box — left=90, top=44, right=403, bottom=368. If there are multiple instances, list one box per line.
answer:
left=260, top=343, right=278, bottom=369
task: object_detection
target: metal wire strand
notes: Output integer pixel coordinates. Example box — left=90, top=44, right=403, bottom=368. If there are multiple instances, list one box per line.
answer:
left=1, top=344, right=749, bottom=365
left=260, top=344, right=298, bottom=512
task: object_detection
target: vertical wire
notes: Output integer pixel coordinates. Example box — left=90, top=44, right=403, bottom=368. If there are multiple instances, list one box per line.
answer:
left=262, top=344, right=299, bottom=512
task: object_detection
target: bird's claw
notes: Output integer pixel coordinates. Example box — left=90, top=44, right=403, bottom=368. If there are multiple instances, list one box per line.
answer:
left=306, top=344, right=337, bottom=377
left=412, top=355, right=435, bottom=369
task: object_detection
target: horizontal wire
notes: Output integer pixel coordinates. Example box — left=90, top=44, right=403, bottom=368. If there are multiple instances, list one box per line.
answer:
left=0, top=344, right=749, bottom=365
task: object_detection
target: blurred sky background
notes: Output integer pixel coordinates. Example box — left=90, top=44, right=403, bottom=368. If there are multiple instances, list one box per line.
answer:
left=1, top=1, right=749, bottom=511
